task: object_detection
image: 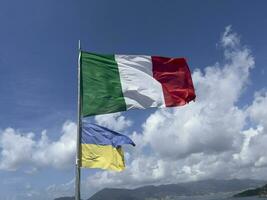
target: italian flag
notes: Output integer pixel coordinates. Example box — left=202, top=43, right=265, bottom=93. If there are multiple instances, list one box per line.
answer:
left=81, top=51, right=196, bottom=117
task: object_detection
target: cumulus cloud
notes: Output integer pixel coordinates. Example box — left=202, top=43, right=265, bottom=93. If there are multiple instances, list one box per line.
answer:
left=0, top=128, right=35, bottom=170
left=81, top=26, right=267, bottom=196
left=0, top=121, right=77, bottom=170
left=248, top=91, right=267, bottom=129
left=94, top=113, right=133, bottom=131
left=32, top=121, right=77, bottom=168
left=221, top=25, right=240, bottom=48
left=233, top=91, right=267, bottom=168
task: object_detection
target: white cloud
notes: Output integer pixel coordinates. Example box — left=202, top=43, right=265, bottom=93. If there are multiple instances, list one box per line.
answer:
left=221, top=25, right=240, bottom=48
left=0, top=128, right=35, bottom=170
left=32, top=121, right=77, bottom=169
left=230, top=92, right=267, bottom=169
left=0, top=121, right=77, bottom=170
left=248, top=91, right=267, bottom=129
left=94, top=113, right=133, bottom=132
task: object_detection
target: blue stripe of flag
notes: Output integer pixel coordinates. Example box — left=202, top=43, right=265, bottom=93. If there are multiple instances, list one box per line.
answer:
left=81, top=122, right=135, bottom=148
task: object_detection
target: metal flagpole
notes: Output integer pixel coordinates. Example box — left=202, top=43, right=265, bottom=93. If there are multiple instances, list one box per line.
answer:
left=75, top=40, right=81, bottom=200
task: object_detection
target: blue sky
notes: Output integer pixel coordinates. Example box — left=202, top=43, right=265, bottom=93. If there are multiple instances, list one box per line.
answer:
left=0, top=0, right=267, bottom=199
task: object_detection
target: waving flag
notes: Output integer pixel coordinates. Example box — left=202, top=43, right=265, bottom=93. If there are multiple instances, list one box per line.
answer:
left=80, top=122, right=135, bottom=171
left=80, top=52, right=195, bottom=117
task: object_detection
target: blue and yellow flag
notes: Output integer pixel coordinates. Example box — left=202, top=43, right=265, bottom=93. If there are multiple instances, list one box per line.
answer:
left=81, top=122, right=135, bottom=171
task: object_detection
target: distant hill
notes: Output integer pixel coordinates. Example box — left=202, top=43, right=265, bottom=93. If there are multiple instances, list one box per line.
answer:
left=87, top=179, right=265, bottom=200
left=54, top=197, right=74, bottom=200
left=233, top=184, right=267, bottom=197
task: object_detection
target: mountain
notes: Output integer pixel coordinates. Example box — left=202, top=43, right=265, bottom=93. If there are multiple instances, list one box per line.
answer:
left=233, top=184, right=267, bottom=197
left=88, top=179, right=265, bottom=200
left=54, top=197, right=74, bottom=200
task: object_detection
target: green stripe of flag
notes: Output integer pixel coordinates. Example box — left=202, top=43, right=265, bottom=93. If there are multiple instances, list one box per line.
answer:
left=81, top=52, right=127, bottom=117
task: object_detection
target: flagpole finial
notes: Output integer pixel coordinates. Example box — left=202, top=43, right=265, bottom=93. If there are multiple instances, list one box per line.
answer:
left=78, top=40, right=81, bottom=51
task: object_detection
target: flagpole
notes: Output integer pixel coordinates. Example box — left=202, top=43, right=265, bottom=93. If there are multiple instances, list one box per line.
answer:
left=75, top=40, right=82, bottom=200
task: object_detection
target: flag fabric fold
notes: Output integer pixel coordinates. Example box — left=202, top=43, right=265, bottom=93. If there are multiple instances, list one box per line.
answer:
left=80, top=51, right=196, bottom=117
left=80, top=122, right=135, bottom=171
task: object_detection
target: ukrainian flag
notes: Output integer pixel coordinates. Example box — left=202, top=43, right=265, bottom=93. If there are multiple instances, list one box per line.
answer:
left=81, top=122, right=135, bottom=171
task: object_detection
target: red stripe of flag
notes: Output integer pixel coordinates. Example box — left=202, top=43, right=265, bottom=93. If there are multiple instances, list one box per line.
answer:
left=151, top=56, right=196, bottom=107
